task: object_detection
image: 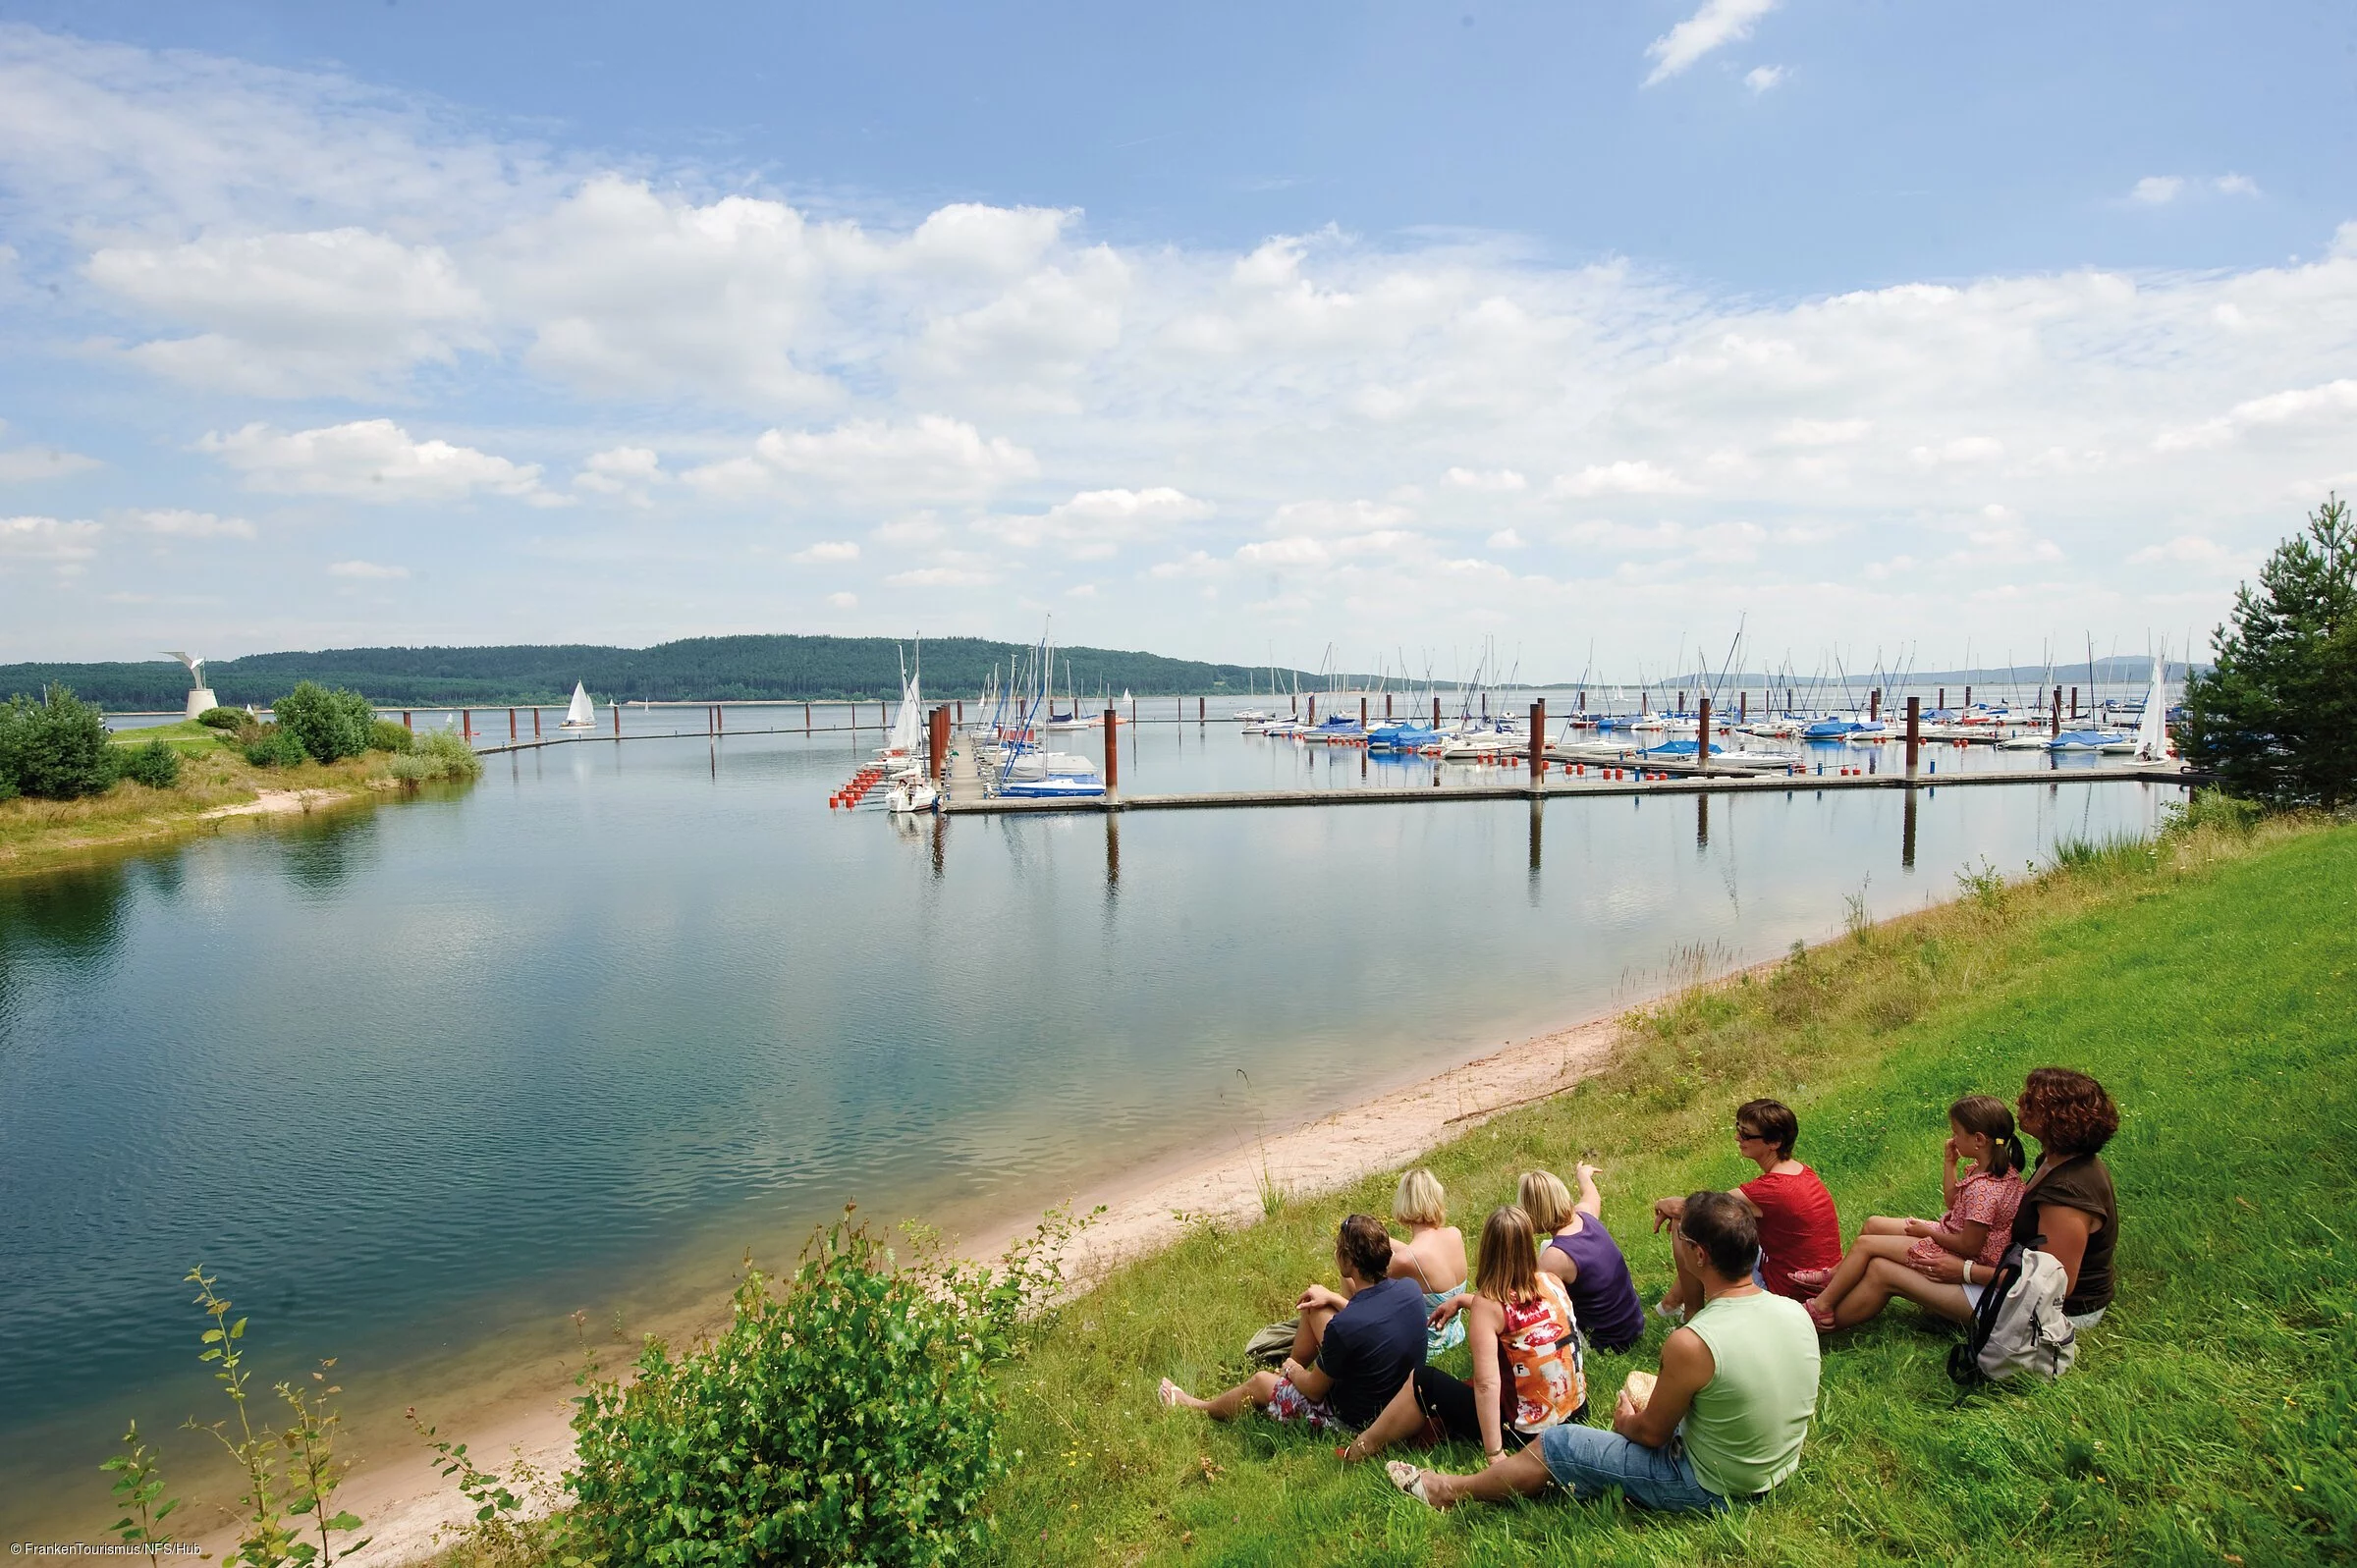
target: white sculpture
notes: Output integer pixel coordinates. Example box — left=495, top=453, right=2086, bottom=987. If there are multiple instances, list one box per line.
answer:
left=163, top=650, right=218, bottom=721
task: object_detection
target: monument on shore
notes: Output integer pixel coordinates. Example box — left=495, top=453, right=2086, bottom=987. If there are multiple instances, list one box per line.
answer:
left=163, top=651, right=217, bottom=720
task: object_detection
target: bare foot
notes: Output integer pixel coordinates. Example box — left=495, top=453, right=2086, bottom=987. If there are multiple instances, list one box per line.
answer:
left=1158, top=1377, right=1201, bottom=1411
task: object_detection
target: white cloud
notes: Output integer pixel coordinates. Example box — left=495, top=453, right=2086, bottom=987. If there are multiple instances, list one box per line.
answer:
left=885, top=562, right=999, bottom=588
left=87, top=228, right=488, bottom=396
left=2128, top=173, right=2262, bottom=207
left=1445, top=466, right=1528, bottom=492
left=0, top=425, right=101, bottom=481
left=2155, top=378, right=2357, bottom=451
left=1550, top=461, right=1698, bottom=498
left=0, top=514, right=101, bottom=562
left=130, top=508, right=254, bottom=539
left=689, top=416, right=1036, bottom=504
left=1065, top=582, right=1097, bottom=598
left=1263, top=498, right=1414, bottom=535
left=976, top=486, right=1211, bottom=555
left=1644, top=0, right=1780, bottom=85
left=2215, top=173, right=2261, bottom=198
left=327, top=558, right=408, bottom=578
left=2127, top=534, right=2241, bottom=568
left=573, top=446, right=664, bottom=502
left=1773, top=417, right=1870, bottom=447
left=1907, top=436, right=2005, bottom=466
left=790, top=539, right=860, bottom=564
left=2130, top=176, right=2185, bottom=206
left=200, top=419, right=552, bottom=504
left=1486, top=527, right=1526, bottom=549
left=1744, top=65, right=1785, bottom=94
left=825, top=590, right=858, bottom=608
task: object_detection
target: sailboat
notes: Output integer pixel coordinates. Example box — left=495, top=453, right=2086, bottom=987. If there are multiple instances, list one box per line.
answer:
left=558, top=681, right=596, bottom=730
left=2133, top=657, right=2173, bottom=763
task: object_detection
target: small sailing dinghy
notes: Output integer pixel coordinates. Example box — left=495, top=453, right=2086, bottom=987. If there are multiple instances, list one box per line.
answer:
left=558, top=681, right=596, bottom=730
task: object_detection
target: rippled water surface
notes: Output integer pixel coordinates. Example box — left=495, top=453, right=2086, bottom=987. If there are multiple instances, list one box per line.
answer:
left=0, top=718, right=2171, bottom=1534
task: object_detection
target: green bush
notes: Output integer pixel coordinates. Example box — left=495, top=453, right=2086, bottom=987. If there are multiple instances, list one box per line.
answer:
left=387, top=728, right=482, bottom=783
left=118, top=738, right=183, bottom=789
left=0, top=685, right=118, bottom=799
left=370, top=719, right=415, bottom=753
left=244, top=728, right=309, bottom=769
left=271, top=680, right=377, bottom=764
left=563, top=1210, right=1077, bottom=1568
left=196, top=707, right=247, bottom=731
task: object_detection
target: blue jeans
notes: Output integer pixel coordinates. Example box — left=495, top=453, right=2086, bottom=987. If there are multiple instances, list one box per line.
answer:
left=1537, top=1424, right=1729, bottom=1513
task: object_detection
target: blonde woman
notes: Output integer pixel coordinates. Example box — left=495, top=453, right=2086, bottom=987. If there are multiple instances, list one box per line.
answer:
left=1388, top=1168, right=1470, bottom=1356
left=1339, top=1206, right=1586, bottom=1468
left=1521, top=1166, right=1647, bottom=1353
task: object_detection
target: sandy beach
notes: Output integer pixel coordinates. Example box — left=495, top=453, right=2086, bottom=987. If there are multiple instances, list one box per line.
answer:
left=240, top=1000, right=1633, bottom=1565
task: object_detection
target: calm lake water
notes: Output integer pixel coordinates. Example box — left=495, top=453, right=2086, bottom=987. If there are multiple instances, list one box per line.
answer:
left=0, top=716, right=2173, bottom=1535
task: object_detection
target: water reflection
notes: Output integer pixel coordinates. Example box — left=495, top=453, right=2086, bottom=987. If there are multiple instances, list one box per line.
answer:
left=0, top=862, right=134, bottom=1033
left=278, top=812, right=380, bottom=895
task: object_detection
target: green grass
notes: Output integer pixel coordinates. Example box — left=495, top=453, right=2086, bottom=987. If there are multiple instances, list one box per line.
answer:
left=989, top=816, right=2357, bottom=1566
left=107, top=719, right=236, bottom=756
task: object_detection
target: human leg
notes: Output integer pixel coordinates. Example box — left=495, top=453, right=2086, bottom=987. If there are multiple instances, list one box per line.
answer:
left=1811, top=1233, right=1918, bottom=1317
left=1400, top=1442, right=1556, bottom=1509
left=1291, top=1302, right=1337, bottom=1363
left=1830, top=1257, right=1973, bottom=1330
left=1533, top=1423, right=1728, bottom=1512
left=1659, top=1236, right=1705, bottom=1319
left=1858, top=1215, right=1915, bottom=1238
left=1159, top=1368, right=1281, bottom=1422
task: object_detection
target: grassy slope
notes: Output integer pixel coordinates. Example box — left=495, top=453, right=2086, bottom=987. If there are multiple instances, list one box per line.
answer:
left=992, top=820, right=2357, bottom=1566
left=0, top=739, right=393, bottom=877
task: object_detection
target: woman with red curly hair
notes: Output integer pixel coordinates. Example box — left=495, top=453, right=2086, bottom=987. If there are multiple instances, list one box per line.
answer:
left=1825, top=1068, right=2120, bottom=1331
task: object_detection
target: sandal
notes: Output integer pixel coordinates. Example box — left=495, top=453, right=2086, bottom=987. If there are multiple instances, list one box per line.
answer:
left=1386, top=1460, right=1438, bottom=1509
left=1803, top=1298, right=1836, bottom=1333
left=1157, top=1378, right=1184, bottom=1409
left=1785, top=1267, right=1836, bottom=1293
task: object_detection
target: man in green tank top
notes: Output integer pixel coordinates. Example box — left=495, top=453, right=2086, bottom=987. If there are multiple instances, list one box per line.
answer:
left=1385, top=1190, right=1820, bottom=1514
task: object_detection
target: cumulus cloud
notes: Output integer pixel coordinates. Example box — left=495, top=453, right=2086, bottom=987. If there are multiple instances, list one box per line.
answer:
left=199, top=419, right=552, bottom=503
left=1486, top=527, right=1526, bottom=549
left=825, top=590, right=858, bottom=608
left=688, top=416, right=1036, bottom=504
left=573, top=445, right=664, bottom=502
left=87, top=228, right=488, bottom=396
left=130, top=508, right=254, bottom=539
left=1550, top=461, right=1698, bottom=498
left=327, top=559, right=409, bottom=578
left=975, top=486, right=1211, bottom=556
left=1644, top=0, right=1780, bottom=85
left=1907, top=436, right=2005, bottom=466
left=790, top=540, right=860, bottom=564
left=1744, top=66, right=1785, bottom=94
left=2129, top=174, right=2262, bottom=207
left=2155, top=378, right=2357, bottom=451
left=0, top=423, right=101, bottom=482
left=2130, top=176, right=2185, bottom=206
left=1445, top=466, right=1528, bottom=492
left=2127, top=534, right=2242, bottom=568
left=0, top=514, right=101, bottom=563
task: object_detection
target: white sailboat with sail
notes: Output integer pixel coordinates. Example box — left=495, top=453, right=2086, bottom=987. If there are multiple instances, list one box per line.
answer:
left=558, top=681, right=596, bottom=730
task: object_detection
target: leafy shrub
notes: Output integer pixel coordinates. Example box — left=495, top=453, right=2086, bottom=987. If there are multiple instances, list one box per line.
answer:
left=0, top=685, right=118, bottom=799
left=369, top=719, right=414, bottom=753
left=118, top=738, right=183, bottom=789
left=196, top=707, right=247, bottom=730
left=271, top=681, right=377, bottom=764
left=244, top=728, right=310, bottom=769
left=563, top=1209, right=1080, bottom=1568
left=387, top=729, right=482, bottom=784
left=2163, top=786, right=2263, bottom=838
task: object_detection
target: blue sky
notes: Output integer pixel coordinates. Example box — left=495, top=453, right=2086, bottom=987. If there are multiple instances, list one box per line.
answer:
left=3, top=2, right=2354, bottom=676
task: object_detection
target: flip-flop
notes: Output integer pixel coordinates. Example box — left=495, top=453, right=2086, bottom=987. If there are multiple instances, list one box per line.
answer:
left=1386, top=1460, right=1438, bottom=1509
left=1157, top=1378, right=1183, bottom=1408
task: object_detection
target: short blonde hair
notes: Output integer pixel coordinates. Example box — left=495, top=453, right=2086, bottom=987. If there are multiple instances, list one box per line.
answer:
left=1393, top=1167, right=1448, bottom=1228
left=1517, top=1170, right=1574, bottom=1234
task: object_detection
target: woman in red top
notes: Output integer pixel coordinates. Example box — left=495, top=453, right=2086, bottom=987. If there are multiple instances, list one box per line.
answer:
left=1651, top=1098, right=1841, bottom=1317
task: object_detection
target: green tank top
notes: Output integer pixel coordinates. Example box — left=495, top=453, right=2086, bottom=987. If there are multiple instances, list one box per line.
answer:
left=1678, top=1290, right=1821, bottom=1498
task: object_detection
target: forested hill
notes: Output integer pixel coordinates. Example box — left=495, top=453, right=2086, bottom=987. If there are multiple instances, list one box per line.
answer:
left=1, top=636, right=1340, bottom=709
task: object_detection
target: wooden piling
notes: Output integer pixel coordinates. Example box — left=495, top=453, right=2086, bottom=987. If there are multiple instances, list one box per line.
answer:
left=1869, top=688, right=1881, bottom=722
left=1529, top=699, right=1546, bottom=778
left=1199, top=697, right=1205, bottom=722
left=614, top=704, right=622, bottom=738
left=1309, top=695, right=1317, bottom=723
left=805, top=702, right=812, bottom=734
left=1360, top=696, right=1368, bottom=729
left=1433, top=696, right=1442, bottom=730
left=718, top=704, right=724, bottom=734
left=1963, top=684, right=1972, bottom=709
left=403, top=711, right=412, bottom=730
left=2070, top=685, right=2079, bottom=718
left=463, top=708, right=471, bottom=739
left=1739, top=690, right=1748, bottom=723
left=532, top=707, right=541, bottom=737
left=1905, top=695, right=1921, bottom=778
left=1697, top=697, right=1711, bottom=772
left=1103, top=707, right=1119, bottom=796
left=1938, top=686, right=1946, bottom=711
left=2052, top=686, right=2062, bottom=737
left=928, top=706, right=948, bottom=782
left=1385, top=693, right=1394, bottom=720
left=508, top=708, right=517, bottom=740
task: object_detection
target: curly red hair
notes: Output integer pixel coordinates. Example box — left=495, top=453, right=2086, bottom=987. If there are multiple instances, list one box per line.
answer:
left=2019, top=1067, right=2119, bottom=1157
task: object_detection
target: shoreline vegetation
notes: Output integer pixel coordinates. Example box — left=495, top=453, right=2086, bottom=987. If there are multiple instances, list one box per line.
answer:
left=0, top=689, right=480, bottom=878
left=112, top=799, right=2345, bottom=1567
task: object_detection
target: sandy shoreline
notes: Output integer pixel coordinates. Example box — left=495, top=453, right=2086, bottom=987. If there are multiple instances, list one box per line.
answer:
left=213, top=1000, right=1635, bottom=1565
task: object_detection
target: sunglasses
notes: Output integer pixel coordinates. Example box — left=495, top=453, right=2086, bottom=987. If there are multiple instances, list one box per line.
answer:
left=1733, top=1127, right=1763, bottom=1141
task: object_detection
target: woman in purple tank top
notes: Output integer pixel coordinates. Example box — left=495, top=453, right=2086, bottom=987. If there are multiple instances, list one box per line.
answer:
left=1520, top=1166, right=1647, bottom=1353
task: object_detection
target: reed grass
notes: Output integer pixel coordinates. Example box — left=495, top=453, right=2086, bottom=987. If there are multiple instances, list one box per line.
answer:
left=987, top=808, right=2357, bottom=1565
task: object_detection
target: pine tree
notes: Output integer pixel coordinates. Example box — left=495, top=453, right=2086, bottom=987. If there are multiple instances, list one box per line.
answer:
left=2180, top=494, right=2357, bottom=807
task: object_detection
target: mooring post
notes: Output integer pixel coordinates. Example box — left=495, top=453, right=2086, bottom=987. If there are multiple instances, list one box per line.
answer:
left=403, top=711, right=412, bottom=730
left=508, top=708, right=517, bottom=740
left=1291, top=692, right=1298, bottom=718
left=1869, top=688, right=1881, bottom=723
left=1740, top=690, right=1749, bottom=723
left=2070, top=684, right=2079, bottom=718
left=1385, top=693, right=1394, bottom=720
left=533, top=707, right=542, bottom=738
left=613, top=704, right=621, bottom=738
left=1103, top=706, right=1119, bottom=797
left=1199, top=696, right=1205, bottom=722
left=1938, top=686, right=1946, bottom=712
left=1678, top=689, right=1686, bottom=716
left=1529, top=699, right=1546, bottom=780
left=1309, top=694, right=1317, bottom=723
left=1906, top=696, right=1921, bottom=778
left=1697, top=696, right=1712, bottom=772
left=804, top=702, right=812, bottom=734
left=2052, top=686, right=2062, bottom=737
left=1963, top=683, right=1972, bottom=709
left=463, top=708, right=471, bottom=739
left=1432, top=695, right=1442, bottom=730
left=1360, top=696, right=1368, bottom=730
left=928, top=707, right=946, bottom=782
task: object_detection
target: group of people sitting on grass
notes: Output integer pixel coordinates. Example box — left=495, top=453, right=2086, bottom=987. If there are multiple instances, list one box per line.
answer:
left=1159, top=1065, right=2121, bottom=1517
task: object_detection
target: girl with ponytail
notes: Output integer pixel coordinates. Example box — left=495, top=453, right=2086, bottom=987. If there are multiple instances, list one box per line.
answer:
left=1790, top=1095, right=2027, bottom=1332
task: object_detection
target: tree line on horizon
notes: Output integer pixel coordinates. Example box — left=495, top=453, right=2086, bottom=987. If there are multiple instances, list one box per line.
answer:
left=0, top=636, right=1351, bottom=710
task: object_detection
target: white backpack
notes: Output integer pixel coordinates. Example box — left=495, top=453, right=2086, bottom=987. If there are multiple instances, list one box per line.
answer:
left=1949, top=1244, right=2078, bottom=1386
